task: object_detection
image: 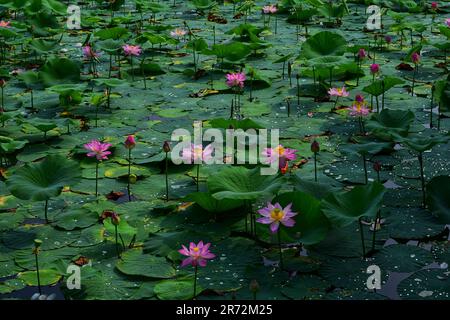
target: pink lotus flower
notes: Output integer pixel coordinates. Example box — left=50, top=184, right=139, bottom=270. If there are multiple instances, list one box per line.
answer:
left=349, top=96, right=370, bottom=117
left=384, top=35, right=392, bottom=44
left=257, top=202, right=297, bottom=233
left=179, top=241, right=215, bottom=267
left=328, top=87, right=350, bottom=97
left=122, top=44, right=142, bottom=57
left=446, top=18, right=450, bottom=27
left=226, top=72, right=246, bottom=88
left=370, top=63, right=380, bottom=74
left=358, top=48, right=367, bottom=59
left=182, top=143, right=214, bottom=163
left=262, top=4, right=277, bottom=14
left=0, top=21, right=10, bottom=28
left=82, top=45, right=100, bottom=59
left=263, top=145, right=297, bottom=170
left=411, top=52, right=421, bottom=64
left=170, top=28, right=187, bottom=39
left=124, top=135, right=136, bottom=149
left=84, top=140, right=112, bottom=161
left=431, top=2, right=438, bottom=10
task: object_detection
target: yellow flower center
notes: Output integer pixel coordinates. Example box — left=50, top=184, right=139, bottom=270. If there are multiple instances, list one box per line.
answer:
left=194, top=147, right=203, bottom=157
left=193, top=247, right=199, bottom=252
left=275, top=146, right=285, bottom=156
left=270, top=208, right=284, bottom=221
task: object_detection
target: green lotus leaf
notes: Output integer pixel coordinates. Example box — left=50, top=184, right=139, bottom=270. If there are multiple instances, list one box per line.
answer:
left=397, top=133, right=449, bottom=153
left=272, top=191, right=330, bottom=245
left=426, top=176, right=450, bottom=224
left=209, top=167, right=283, bottom=200
left=154, top=278, right=199, bottom=300
left=340, top=141, right=392, bottom=156
left=300, top=31, right=347, bottom=59
left=321, top=182, right=386, bottom=228
left=18, top=269, right=62, bottom=286
left=203, top=42, right=252, bottom=62
left=365, top=109, right=415, bottom=140
left=184, top=192, right=243, bottom=213
left=40, top=58, right=81, bottom=87
left=6, top=155, right=81, bottom=201
left=94, top=27, right=130, bottom=40
left=362, top=77, right=405, bottom=96
left=116, top=248, right=175, bottom=279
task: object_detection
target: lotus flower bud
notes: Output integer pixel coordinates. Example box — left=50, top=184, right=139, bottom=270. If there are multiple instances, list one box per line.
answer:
left=373, top=161, right=382, bottom=172
left=311, top=140, right=320, bottom=153
left=129, top=173, right=137, bottom=184
left=124, top=135, right=136, bottom=149
left=111, top=212, right=121, bottom=226
left=163, top=141, right=171, bottom=153
left=249, top=279, right=260, bottom=293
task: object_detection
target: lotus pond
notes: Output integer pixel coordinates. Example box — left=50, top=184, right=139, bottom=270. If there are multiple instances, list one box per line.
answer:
left=0, top=0, right=450, bottom=301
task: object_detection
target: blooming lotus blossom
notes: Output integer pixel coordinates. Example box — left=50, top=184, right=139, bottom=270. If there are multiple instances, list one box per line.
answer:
left=446, top=18, right=450, bottom=27
left=262, top=145, right=297, bottom=170
left=262, top=4, right=277, bottom=14
left=170, top=28, right=187, bottom=39
left=411, top=52, right=421, bottom=64
left=226, top=72, right=246, bottom=88
left=82, top=45, right=100, bottom=59
left=370, top=63, right=380, bottom=74
left=257, top=202, right=298, bottom=233
left=122, top=44, right=142, bottom=57
left=124, top=135, right=136, bottom=149
left=349, top=95, right=370, bottom=117
left=0, top=21, right=10, bottom=28
left=84, top=140, right=112, bottom=160
left=182, top=143, right=214, bottom=163
left=179, top=241, right=215, bottom=267
left=358, top=48, right=367, bottom=59
left=328, top=87, right=349, bottom=97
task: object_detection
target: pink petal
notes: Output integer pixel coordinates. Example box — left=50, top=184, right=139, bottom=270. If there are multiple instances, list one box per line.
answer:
left=270, top=221, right=280, bottom=233
left=256, top=217, right=273, bottom=224
left=180, top=257, right=193, bottom=267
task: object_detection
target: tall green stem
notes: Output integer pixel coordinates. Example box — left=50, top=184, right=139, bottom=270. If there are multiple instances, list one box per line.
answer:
left=162, top=152, right=168, bottom=202
left=418, top=152, right=426, bottom=208
left=277, top=230, right=283, bottom=270
left=196, top=164, right=200, bottom=192
left=95, top=161, right=99, bottom=199
left=35, top=251, right=41, bottom=294
left=193, top=265, right=198, bottom=298
left=115, top=224, right=120, bottom=259
left=359, top=217, right=366, bottom=257
left=127, top=148, right=132, bottom=202
left=314, top=152, right=318, bottom=182
left=44, top=199, right=48, bottom=223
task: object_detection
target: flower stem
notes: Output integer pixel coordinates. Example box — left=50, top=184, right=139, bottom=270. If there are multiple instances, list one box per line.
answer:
left=196, top=164, right=200, bottom=192
left=359, top=217, right=366, bottom=258
left=371, top=210, right=380, bottom=252
left=314, top=152, right=318, bottom=182
left=193, top=265, right=198, bottom=298
left=35, top=250, right=41, bottom=295
left=44, top=199, right=48, bottom=223
left=363, top=154, right=368, bottom=184
left=95, top=161, right=99, bottom=199
left=115, top=224, right=120, bottom=259
left=277, top=230, right=283, bottom=270
left=418, top=152, right=426, bottom=208
left=127, top=148, right=132, bottom=202
left=165, top=152, right=169, bottom=201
